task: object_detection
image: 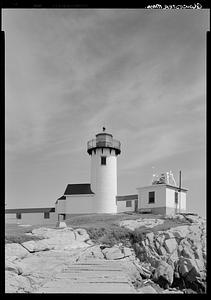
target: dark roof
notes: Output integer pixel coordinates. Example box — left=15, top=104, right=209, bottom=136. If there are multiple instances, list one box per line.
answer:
left=55, top=195, right=66, bottom=204
left=57, top=195, right=66, bottom=200
left=5, top=207, right=55, bottom=214
left=64, top=184, right=94, bottom=195
left=116, top=194, right=138, bottom=201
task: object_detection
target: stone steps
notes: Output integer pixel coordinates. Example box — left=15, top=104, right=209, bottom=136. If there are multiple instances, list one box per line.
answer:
left=35, top=259, right=137, bottom=293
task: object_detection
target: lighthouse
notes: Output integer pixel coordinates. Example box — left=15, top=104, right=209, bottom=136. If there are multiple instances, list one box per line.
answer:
left=87, top=128, right=121, bottom=213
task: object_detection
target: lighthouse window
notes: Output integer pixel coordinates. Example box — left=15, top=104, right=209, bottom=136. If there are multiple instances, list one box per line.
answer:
left=101, top=156, right=106, bottom=165
left=149, top=191, right=155, bottom=204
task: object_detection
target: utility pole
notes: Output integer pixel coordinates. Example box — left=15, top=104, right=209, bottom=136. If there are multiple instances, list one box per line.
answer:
left=178, top=170, right=182, bottom=213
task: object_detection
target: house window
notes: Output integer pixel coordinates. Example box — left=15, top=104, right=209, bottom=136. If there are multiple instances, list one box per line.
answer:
left=175, top=191, right=178, bottom=204
left=126, top=200, right=132, bottom=207
left=149, top=191, right=155, bottom=204
left=44, top=212, right=50, bottom=219
left=101, top=156, right=106, bottom=165
left=16, top=213, right=21, bottom=219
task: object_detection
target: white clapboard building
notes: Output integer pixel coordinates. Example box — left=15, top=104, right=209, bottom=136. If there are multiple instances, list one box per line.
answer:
left=136, top=171, right=187, bottom=215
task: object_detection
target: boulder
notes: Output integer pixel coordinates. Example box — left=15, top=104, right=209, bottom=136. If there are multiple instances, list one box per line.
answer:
left=168, top=249, right=179, bottom=263
left=119, top=219, right=139, bottom=231
left=21, top=240, right=53, bottom=252
left=76, top=245, right=105, bottom=261
left=31, top=227, right=55, bottom=238
left=153, top=261, right=174, bottom=287
left=177, top=244, right=183, bottom=255
left=56, top=221, right=67, bottom=228
left=5, top=261, right=20, bottom=274
left=202, top=250, right=206, bottom=261
left=184, top=215, right=200, bottom=223
left=177, top=257, right=200, bottom=277
left=137, top=285, right=158, bottom=293
left=195, top=259, right=205, bottom=273
left=145, top=232, right=154, bottom=244
left=120, top=218, right=164, bottom=231
left=180, top=238, right=192, bottom=248
left=157, top=246, right=167, bottom=256
left=5, top=255, right=19, bottom=263
left=74, top=228, right=90, bottom=242
left=194, top=248, right=203, bottom=260
left=133, top=260, right=152, bottom=279
left=102, top=246, right=125, bottom=260
left=5, top=243, right=29, bottom=259
left=162, top=289, right=183, bottom=294
left=31, top=227, right=75, bottom=239
left=155, top=241, right=160, bottom=251
left=187, top=232, right=202, bottom=244
left=5, top=271, right=32, bottom=293
left=170, top=226, right=190, bottom=239
left=164, top=238, right=178, bottom=254
left=62, top=241, right=89, bottom=250
left=182, top=245, right=195, bottom=259
left=120, top=258, right=142, bottom=283
left=174, top=214, right=187, bottom=222
left=85, top=239, right=95, bottom=245
left=144, top=252, right=161, bottom=268
left=156, top=234, right=165, bottom=246
left=30, top=228, right=89, bottom=250
left=145, top=239, right=149, bottom=246
left=164, top=231, right=175, bottom=239
left=188, top=224, right=201, bottom=234
left=123, top=247, right=134, bottom=257
left=91, top=245, right=105, bottom=259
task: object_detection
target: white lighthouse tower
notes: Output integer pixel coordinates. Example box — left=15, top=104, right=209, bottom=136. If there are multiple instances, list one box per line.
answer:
left=87, top=128, right=121, bottom=213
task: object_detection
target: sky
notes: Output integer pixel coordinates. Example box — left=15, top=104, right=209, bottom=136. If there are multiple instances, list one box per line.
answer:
left=3, top=9, right=209, bottom=217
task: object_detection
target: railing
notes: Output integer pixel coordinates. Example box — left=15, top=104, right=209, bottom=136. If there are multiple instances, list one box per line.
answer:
left=87, top=139, right=121, bottom=151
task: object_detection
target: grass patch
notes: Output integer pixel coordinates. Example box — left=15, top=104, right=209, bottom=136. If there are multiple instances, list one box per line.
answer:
left=87, top=224, right=133, bottom=247
left=5, top=234, right=44, bottom=244
left=5, top=223, right=54, bottom=244
left=87, top=224, right=154, bottom=247
left=65, top=213, right=162, bottom=229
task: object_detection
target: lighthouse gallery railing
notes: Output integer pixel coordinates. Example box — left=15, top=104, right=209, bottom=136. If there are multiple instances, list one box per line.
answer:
left=87, top=139, right=121, bottom=151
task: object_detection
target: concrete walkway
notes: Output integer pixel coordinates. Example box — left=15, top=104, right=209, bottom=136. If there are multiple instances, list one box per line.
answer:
left=35, top=259, right=137, bottom=293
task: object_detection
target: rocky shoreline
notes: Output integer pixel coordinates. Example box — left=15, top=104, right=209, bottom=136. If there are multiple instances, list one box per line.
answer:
left=5, top=214, right=206, bottom=293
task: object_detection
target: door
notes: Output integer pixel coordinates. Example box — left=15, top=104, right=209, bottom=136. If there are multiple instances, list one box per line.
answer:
left=134, top=199, right=138, bottom=212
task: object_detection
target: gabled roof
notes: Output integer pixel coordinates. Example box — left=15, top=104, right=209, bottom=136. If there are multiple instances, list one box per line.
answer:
left=5, top=207, right=55, bottom=214
left=64, top=183, right=94, bottom=195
